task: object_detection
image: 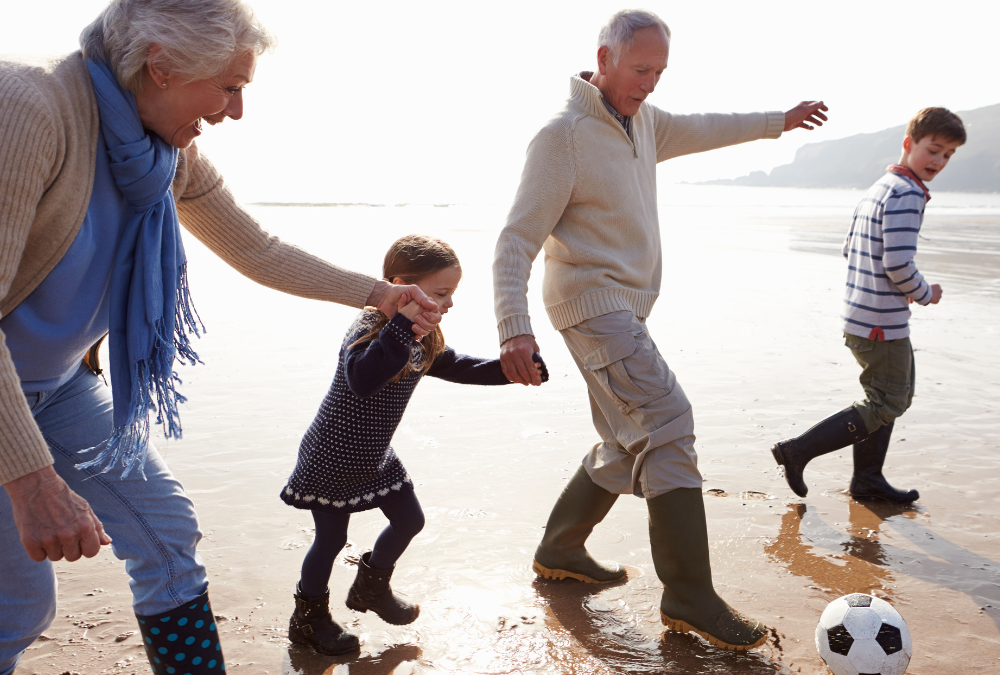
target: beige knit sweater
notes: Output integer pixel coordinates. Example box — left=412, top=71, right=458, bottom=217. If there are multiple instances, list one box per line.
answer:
left=0, top=53, right=377, bottom=485
left=493, top=74, right=785, bottom=344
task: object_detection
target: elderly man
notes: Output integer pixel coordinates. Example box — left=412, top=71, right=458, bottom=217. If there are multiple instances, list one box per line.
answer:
left=493, top=9, right=827, bottom=651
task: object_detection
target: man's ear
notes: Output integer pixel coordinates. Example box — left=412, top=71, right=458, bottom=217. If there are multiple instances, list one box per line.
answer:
left=901, top=135, right=913, bottom=156
left=596, top=45, right=611, bottom=75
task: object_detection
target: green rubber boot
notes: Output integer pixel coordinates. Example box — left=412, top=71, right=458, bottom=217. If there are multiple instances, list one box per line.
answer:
left=532, top=465, right=625, bottom=584
left=648, top=488, right=768, bottom=652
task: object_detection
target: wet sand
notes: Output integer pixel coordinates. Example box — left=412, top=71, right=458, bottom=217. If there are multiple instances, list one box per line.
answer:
left=19, top=191, right=1000, bottom=674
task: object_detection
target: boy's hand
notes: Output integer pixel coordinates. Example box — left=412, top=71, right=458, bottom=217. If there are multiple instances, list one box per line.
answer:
left=929, top=283, right=943, bottom=304
left=784, top=101, right=828, bottom=132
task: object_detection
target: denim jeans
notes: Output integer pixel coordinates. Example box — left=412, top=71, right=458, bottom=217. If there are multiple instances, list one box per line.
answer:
left=0, top=365, right=208, bottom=674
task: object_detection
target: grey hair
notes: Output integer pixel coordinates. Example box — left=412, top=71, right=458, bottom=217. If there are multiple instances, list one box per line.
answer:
left=80, top=0, right=276, bottom=94
left=598, top=9, right=671, bottom=65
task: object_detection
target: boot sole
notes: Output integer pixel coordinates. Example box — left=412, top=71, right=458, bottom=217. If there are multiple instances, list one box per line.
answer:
left=532, top=559, right=624, bottom=584
left=770, top=443, right=785, bottom=467
left=660, top=610, right=767, bottom=652
left=345, top=597, right=420, bottom=625
left=850, top=491, right=919, bottom=504
left=288, top=632, right=360, bottom=656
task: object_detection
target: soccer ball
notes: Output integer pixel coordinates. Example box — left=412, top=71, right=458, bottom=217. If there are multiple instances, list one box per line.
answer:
left=815, top=593, right=912, bottom=675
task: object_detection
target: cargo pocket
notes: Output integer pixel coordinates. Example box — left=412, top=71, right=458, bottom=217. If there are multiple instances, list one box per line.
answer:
left=844, top=333, right=875, bottom=353
left=581, top=333, right=665, bottom=413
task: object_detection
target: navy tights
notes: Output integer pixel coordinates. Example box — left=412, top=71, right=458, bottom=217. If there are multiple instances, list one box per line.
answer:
left=299, top=489, right=425, bottom=597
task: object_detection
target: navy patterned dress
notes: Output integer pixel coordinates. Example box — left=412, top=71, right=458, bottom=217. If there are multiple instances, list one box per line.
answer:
left=281, top=309, right=511, bottom=513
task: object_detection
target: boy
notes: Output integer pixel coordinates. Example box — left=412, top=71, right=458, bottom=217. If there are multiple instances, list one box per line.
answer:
left=770, top=107, right=966, bottom=504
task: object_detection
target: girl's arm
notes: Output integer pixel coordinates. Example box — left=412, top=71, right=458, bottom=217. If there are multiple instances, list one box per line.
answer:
left=343, top=313, right=415, bottom=398
left=427, top=348, right=548, bottom=386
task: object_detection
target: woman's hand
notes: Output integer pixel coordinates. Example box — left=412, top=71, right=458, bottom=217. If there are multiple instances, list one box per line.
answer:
left=367, top=280, right=441, bottom=337
left=4, top=466, right=112, bottom=562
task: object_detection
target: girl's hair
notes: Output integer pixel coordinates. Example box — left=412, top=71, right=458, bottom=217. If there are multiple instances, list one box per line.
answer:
left=350, top=235, right=460, bottom=382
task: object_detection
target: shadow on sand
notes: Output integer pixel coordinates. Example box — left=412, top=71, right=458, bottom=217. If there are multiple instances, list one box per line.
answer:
left=532, top=572, right=788, bottom=674
left=767, top=500, right=1000, bottom=630
left=283, top=642, right=421, bottom=675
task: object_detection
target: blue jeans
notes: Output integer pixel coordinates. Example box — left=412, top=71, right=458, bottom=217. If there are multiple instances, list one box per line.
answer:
left=0, top=365, right=208, bottom=674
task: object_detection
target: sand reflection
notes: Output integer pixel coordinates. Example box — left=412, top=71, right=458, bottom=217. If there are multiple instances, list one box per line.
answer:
left=284, top=643, right=421, bottom=675
left=531, top=573, right=785, bottom=674
left=767, top=500, right=1000, bottom=631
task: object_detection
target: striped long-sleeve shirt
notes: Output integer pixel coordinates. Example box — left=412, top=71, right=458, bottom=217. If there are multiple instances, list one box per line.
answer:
left=841, top=170, right=932, bottom=340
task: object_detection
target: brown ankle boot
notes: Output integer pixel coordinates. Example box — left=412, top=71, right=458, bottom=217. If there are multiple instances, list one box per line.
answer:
left=288, top=583, right=360, bottom=656
left=345, top=552, right=419, bottom=625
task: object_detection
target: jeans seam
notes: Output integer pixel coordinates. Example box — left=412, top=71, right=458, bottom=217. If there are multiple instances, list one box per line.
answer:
left=43, top=436, right=184, bottom=609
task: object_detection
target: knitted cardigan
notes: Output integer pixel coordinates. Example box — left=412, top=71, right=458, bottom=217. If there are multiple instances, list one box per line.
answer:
left=0, top=52, right=377, bottom=484
left=493, top=73, right=785, bottom=343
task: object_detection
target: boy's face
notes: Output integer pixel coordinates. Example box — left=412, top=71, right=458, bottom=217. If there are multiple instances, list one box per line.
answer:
left=901, top=134, right=962, bottom=182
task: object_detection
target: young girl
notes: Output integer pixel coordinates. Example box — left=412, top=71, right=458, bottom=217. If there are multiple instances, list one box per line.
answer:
left=280, top=234, right=547, bottom=655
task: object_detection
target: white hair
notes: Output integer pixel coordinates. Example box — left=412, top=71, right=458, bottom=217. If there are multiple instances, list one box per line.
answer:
left=80, top=0, right=276, bottom=93
left=598, top=9, right=671, bottom=65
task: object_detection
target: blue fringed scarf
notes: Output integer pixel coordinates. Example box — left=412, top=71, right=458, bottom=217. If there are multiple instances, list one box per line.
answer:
left=78, top=59, right=204, bottom=478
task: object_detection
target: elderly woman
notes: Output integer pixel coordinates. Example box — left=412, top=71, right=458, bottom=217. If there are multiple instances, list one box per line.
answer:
left=0, top=1, right=438, bottom=672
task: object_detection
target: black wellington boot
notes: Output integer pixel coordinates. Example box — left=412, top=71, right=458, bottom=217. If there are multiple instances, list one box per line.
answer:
left=532, top=465, right=625, bottom=584
left=849, top=422, right=920, bottom=503
left=288, top=583, right=360, bottom=656
left=648, top=488, right=768, bottom=652
left=771, top=407, right=868, bottom=497
left=135, top=591, right=226, bottom=673
left=345, top=552, right=419, bottom=625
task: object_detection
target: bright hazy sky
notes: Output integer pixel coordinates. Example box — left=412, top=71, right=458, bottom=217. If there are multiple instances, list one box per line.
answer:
left=3, top=0, right=997, bottom=204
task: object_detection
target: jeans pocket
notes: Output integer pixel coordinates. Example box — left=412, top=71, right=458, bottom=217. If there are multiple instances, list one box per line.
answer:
left=581, top=333, right=664, bottom=413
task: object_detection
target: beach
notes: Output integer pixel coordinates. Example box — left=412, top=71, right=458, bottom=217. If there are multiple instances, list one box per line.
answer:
left=18, top=186, right=1000, bottom=674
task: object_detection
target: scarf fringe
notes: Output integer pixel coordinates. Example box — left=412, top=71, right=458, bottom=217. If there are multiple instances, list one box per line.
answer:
left=78, top=264, right=204, bottom=478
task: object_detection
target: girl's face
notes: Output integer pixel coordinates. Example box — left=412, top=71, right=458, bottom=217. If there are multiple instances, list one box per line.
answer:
left=395, top=266, right=462, bottom=314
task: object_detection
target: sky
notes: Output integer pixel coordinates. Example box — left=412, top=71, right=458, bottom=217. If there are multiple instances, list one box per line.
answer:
left=2, top=0, right=998, bottom=204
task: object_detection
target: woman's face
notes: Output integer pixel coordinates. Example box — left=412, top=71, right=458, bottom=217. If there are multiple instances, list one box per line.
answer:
left=137, top=50, right=257, bottom=148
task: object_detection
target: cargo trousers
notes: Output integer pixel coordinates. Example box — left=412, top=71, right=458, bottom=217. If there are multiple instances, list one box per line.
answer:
left=560, top=311, right=703, bottom=498
left=845, top=333, right=915, bottom=434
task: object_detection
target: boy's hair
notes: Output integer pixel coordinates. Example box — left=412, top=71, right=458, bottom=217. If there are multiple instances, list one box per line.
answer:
left=350, top=235, right=460, bottom=382
left=906, top=107, right=966, bottom=145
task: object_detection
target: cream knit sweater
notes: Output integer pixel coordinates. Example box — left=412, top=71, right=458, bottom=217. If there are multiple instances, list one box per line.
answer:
left=493, top=74, right=785, bottom=344
left=0, top=53, right=377, bottom=484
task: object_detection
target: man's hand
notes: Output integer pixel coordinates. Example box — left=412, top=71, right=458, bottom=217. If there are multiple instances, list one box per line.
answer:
left=4, top=466, right=111, bottom=562
left=500, top=334, right=543, bottom=386
left=367, top=280, right=441, bottom=337
left=929, top=283, right=943, bottom=304
left=784, top=101, right=829, bottom=132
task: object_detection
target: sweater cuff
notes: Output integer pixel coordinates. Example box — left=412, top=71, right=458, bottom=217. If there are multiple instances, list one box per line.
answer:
left=764, top=111, right=785, bottom=139
left=497, top=315, right=534, bottom=346
left=383, top=313, right=416, bottom=346
left=0, top=395, right=53, bottom=485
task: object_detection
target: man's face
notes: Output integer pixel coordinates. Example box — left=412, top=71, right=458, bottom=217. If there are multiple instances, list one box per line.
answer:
left=901, top=134, right=962, bottom=182
left=597, top=25, right=670, bottom=117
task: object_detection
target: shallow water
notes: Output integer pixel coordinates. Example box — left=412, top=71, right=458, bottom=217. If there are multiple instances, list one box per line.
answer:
left=23, top=187, right=1000, bottom=674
